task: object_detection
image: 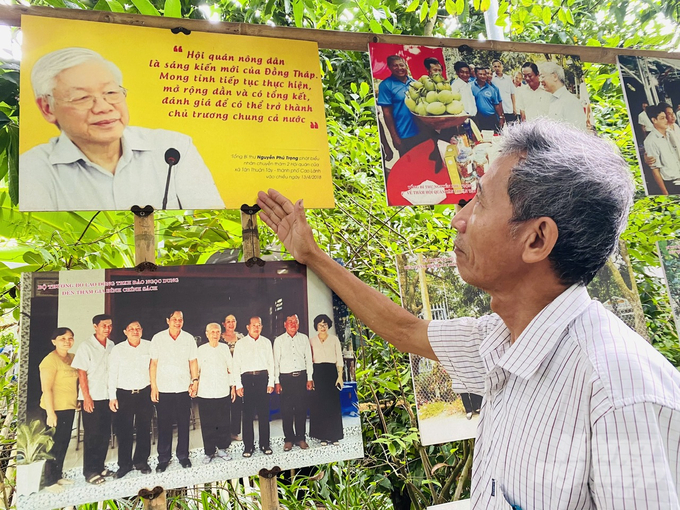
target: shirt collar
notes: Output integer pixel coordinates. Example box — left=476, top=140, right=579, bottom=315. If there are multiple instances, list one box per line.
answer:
left=552, top=85, right=568, bottom=99
left=484, top=284, right=592, bottom=380
left=47, top=127, right=145, bottom=167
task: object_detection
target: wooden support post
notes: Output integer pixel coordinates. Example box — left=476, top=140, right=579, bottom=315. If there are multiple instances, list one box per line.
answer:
left=138, top=486, right=166, bottom=510
left=240, top=204, right=264, bottom=266
left=132, top=206, right=156, bottom=267
left=259, top=467, right=281, bottom=510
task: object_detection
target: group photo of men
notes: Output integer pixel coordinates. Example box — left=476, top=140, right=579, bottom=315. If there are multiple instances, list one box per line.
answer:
left=369, top=43, right=590, bottom=206
left=619, top=55, right=680, bottom=196
left=19, top=263, right=362, bottom=502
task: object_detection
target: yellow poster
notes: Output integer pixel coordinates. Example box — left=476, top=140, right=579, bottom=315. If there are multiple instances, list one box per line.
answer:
left=19, top=15, right=334, bottom=211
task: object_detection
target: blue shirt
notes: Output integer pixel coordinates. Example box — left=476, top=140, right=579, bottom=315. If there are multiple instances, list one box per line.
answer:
left=471, top=80, right=502, bottom=117
left=377, top=76, right=419, bottom=139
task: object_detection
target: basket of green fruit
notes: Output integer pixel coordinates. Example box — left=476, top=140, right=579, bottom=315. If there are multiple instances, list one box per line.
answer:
left=405, top=74, right=470, bottom=130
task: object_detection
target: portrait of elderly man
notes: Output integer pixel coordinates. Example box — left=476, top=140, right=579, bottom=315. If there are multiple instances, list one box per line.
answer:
left=258, top=118, right=680, bottom=509
left=516, top=62, right=551, bottom=122
left=107, top=320, right=153, bottom=478
left=273, top=314, right=314, bottom=451
left=196, top=323, right=235, bottom=464
left=538, top=61, right=587, bottom=131
left=20, top=47, right=225, bottom=211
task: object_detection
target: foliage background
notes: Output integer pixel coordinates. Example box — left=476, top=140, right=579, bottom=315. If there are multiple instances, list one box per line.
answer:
left=0, top=0, right=679, bottom=508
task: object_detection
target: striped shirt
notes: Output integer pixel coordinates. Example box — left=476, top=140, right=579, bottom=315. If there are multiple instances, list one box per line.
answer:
left=429, top=284, right=680, bottom=509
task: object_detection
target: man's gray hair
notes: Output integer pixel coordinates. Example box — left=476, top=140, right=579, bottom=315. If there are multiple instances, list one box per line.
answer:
left=31, top=47, right=123, bottom=99
left=538, top=61, right=565, bottom=84
left=499, top=119, right=634, bottom=286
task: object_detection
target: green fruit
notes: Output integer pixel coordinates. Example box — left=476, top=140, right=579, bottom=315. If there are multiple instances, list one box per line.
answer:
left=446, top=100, right=464, bottom=115
left=415, top=103, right=428, bottom=116
left=441, top=83, right=452, bottom=91
left=426, top=91, right=439, bottom=103
left=412, top=81, right=424, bottom=90
left=423, top=80, right=436, bottom=92
left=419, top=75, right=429, bottom=84
left=437, top=90, right=455, bottom=104
left=432, top=73, right=444, bottom=83
left=405, top=97, right=417, bottom=112
left=409, top=89, right=420, bottom=101
left=426, top=101, right=447, bottom=115
left=451, top=91, right=462, bottom=101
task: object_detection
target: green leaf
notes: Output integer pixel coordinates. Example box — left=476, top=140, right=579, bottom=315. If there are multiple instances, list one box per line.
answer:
left=480, top=0, right=490, bottom=11
left=405, top=0, right=420, bottom=13
left=542, top=5, right=551, bottom=24
left=564, top=7, right=574, bottom=24
left=428, top=0, right=438, bottom=19
left=473, top=0, right=481, bottom=10
left=130, top=0, right=161, bottom=16
left=419, top=1, right=428, bottom=22
left=106, top=0, right=125, bottom=12
left=293, top=0, right=304, bottom=27
left=445, top=0, right=456, bottom=15
left=369, top=19, right=383, bottom=33
left=164, top=0, right=182, bottom=17
left=93, top=0, right=112, bottom=11
left=7, top=123, right=18, bottom=206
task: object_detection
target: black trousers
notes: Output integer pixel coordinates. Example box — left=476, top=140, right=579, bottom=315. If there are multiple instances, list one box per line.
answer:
left=42, top=409, right=75, bottom=486
left=155, top=391, right=191, bottom=464
left=115, top=386, right=153, bottom=469
left=197, top=396, right=231, bottom=455
left=241, top=372, right=270, bottom=450
left=81, top=401, right=111, bottom=478
left=460, top=393, right=483, bottom=414
left=474, top=113, right=501, bottom=133
left=228, top=395, right=242, bottom=436
left=279, top=372, right=309, bottom=443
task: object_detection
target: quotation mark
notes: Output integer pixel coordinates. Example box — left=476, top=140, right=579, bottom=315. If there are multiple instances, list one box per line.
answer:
left=310, top=121, right=319, bottom=129
left=174, top=45, right=183, bottom=52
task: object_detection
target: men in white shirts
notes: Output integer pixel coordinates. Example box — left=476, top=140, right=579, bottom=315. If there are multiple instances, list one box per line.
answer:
left=233, top=316, right=274, bottom=457
left=538, top=61, right=587, bottom=131
left=637, top=102, right=654, bottom=134
left=196, top=323, right=234, bottom=463
left=71, top=314, right=114, bottom=485
left=258, top=118, right=680, bottom=509
left=491, top=59, right=517, bottom=123
left=516, top=62, right=551, bottom=122
left=643, top=103, right=680, bottom=195
left=150, top=310, right=198, bottom=472
left=273, top=314, right=314, bottom=451
left=450, top=61, right=477, bottom=117
left=108, top=320, right=153, bottom=478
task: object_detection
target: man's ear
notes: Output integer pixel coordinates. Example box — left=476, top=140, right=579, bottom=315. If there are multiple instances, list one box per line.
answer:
left=521, top=216, right=558, bottom=264
left=36, top=97, right=59, bottom=125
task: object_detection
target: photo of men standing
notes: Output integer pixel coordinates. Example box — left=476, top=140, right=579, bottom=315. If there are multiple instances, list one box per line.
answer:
left=71, top=314, right=114, bottom=485
left=273, top=314, right=314, bottom=451
left=107, top=320, right=153, bottom=478
left=232, top=316, right=274, bottom=457
left=150, top=310, right=198, bottom=472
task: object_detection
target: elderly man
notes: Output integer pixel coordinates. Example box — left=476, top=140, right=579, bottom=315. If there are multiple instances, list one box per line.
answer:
left=491, top=59, right=517, bottom=123
left=71, top=314, right=114, bottom=485
left=108, top=320, right=153, bottom=478
left=538, top=61, right=587, bottom=131
left=221, top=314, right=244, bottom=441
left=377, top=55, right=424, bottom=156
left=516, top=62, right=551, bottom=122
left=643, top=103, right=680, bottom=196
left=258, top=119, right=680, bottom=509
left=471, top=66, right=504, bottom=133
left=20, top=47, right=224, bottom=211
left=273, top=314, right=314, bottom=451
left=232, top=316, right=275, bottom=457
left=150, top=310, right=199, bottom=472
left=196, top=323, right=235, bottom=463
left=450, top=62, right=477, bottom=117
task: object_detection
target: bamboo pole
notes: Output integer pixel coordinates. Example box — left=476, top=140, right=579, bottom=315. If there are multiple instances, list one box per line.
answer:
left=133, top=208, right=156, bottom=267
left=258, top=468, right=281, bottom=510
left=0, top=4, right=678, bottom=63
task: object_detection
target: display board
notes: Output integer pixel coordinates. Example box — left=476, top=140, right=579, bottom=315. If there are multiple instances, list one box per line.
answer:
left=17, top=262, right=362, bottom=509
left=19, top=15, right=334, bottom=211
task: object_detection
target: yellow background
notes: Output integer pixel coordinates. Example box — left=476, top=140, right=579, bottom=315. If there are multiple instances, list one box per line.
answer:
left=20, top=15, right=334, bottom=209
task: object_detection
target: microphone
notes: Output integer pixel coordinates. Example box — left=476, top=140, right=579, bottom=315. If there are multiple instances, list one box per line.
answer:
left=162, top=148, right=181, bottom=209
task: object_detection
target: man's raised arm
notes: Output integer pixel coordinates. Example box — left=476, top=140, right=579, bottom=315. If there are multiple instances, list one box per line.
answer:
left=257, top=189, right=436, bottom=361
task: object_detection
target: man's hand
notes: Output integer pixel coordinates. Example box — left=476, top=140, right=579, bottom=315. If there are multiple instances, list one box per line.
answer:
left=275, top=383, right=282, bottom=394
left=83, top=395, right=95, bottom=413
left=189, top=380, right=198, bottom=398
left=257, top=189, right=319, bottom=265
left=151, top=387, right=159, bottom=403
left=335, top=376, right=344, bottom=391
left=109, top=399, right=119, bottom=412
left=306, top=381, right=314, bottom=391
left=267, top=386, right=274, bottom=394
left=237, top=388, right=244, bottom=398
left=46, top=411, right=58, bottom=428
left=644, top=153, right=657, bottom=167
left=231, top=386, right=237, bottom=402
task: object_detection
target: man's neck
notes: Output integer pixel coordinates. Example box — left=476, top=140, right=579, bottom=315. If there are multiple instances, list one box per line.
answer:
left=476, top=79, right=486, bottom=88
left=94, top=334, right=108, bottom=346
left=392, top=74, right=408, bottom=83
left=169, top=328, right=181, bottom=340
left=495, top=72, right=503, bottom=78
left=75, top=140, right=123, bottom=174
left=487, top=275, right=569, bottom=343
left=655, top=126, right=667, bottom=136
